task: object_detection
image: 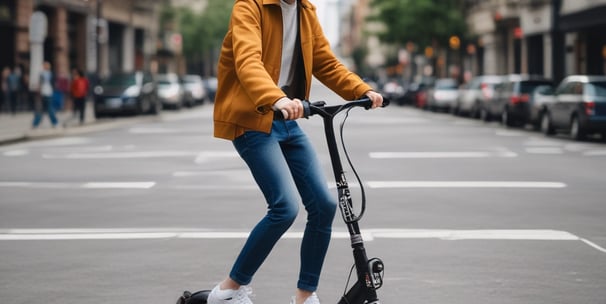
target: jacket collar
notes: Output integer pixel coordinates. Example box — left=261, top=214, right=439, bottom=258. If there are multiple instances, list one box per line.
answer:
left=263, top=0, right=310, bottom=9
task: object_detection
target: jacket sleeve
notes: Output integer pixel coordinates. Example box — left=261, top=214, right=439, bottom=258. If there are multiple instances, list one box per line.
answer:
left=230, top=0, right=285, bottom=112
left=308, top=9, right=372, bottom=100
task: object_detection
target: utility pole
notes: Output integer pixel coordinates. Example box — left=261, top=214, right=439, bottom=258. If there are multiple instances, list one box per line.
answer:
left=551, top=0, right=564, bottom=83
left=96, top=0, right=103, bottom=84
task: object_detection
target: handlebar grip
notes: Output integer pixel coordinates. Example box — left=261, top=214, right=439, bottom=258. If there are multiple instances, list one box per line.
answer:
left=272, top=100, right=313, bottom=120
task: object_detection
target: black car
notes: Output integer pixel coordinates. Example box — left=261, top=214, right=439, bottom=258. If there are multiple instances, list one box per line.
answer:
left=541, top=75, right=606, bottom=140
left=480, top=75, right=552, bottom=127
left=93, top=71, right=160, bottom=117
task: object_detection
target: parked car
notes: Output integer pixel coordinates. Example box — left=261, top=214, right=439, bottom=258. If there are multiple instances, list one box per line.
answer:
left=399, top=81, right=423, bottom=106
left=157, top=73, right=185, bottom=109
left=455, top=75, right=502, bottom=117
left=382, top=79, right=406, bottom=105
left=480, top=74, right=553, bottom=126
left=204, top=77, right=218, bottom=102
left=541, top=75, right=606, bottom=140
left=426, top=78, right=460, bottom=112
left=181, top=74, right=208, bottom=106
left=528, top=84, right=556, bottom=129
left=93, top=71, right=160, bottom=117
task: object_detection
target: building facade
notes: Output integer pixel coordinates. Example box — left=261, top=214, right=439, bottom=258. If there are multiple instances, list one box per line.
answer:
left=466, top=0, right=606, bottom=82
left=1, top=0, right=161, bottom=88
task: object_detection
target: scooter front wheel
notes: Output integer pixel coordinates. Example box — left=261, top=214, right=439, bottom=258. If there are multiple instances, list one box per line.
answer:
left=176, top=290, right=210, bottom=304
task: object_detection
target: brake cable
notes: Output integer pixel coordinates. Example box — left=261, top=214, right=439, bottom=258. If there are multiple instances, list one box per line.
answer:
left=338, top=107, right=367, bottom=222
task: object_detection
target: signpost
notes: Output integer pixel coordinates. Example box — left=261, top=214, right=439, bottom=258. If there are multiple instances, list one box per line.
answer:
left=29, top=11, right=47, bottom=91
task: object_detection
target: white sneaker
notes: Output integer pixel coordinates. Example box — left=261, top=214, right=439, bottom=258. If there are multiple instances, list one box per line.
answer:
left=290, top=292, right=320, bottom=304
left=207, top=285, right=253, bottom=304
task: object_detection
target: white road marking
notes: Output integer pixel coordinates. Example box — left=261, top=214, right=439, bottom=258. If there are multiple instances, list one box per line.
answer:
left=0, top=181, right=156, bottom=189
left=0, top=182, right=77, bottom=189
left=367, top=181, right=567, bottom=189
left=0, top=228, right=603, bottom=254
left=2, top=149, right=29, bottom=156
left=82, top=182, right=156, bottom=189
left=584, top=150, right=606, bottom=156
left=0, top=181, right=567, bottom=190
left=524, top=147, right=564, bottom=154
left=579, top=238, right=606, bottom=253
left=42, top=151, right=199, bottom=159
left=369, top=151, right=517, bottom=159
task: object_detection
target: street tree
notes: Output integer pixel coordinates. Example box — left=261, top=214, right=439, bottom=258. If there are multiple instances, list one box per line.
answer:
left=368, top=0, right=467, bottom=51
left=177, top=1, right=233, bottom=76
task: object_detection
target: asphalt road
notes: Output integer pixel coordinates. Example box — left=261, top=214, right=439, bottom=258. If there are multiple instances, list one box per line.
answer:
left=1, top=83, right=605, bottom=304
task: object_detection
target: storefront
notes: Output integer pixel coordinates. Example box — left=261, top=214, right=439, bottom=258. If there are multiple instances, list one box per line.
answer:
left=560, top=3, right=606, bottom=75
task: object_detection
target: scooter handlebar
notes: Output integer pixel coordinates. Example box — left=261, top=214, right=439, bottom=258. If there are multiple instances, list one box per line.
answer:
left=275, top=96, right=390, bottom=120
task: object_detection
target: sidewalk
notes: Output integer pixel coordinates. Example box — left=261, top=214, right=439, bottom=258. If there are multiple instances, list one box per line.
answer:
left=0, top=101, right=160, bottom=146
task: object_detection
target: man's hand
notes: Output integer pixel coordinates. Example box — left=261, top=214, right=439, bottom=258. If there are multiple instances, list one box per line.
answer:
left=273, top=97, right=304, bottom=120
left=365, top=90, right=384, bottom=109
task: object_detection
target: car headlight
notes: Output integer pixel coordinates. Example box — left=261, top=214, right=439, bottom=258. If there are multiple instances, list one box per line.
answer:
left=123, top=85, right=140, bottom=97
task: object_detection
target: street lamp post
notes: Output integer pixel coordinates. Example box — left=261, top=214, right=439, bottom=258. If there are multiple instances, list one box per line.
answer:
left=96, top=0, right=103, bottom=84
left=551, top=0, right=564, bottom=83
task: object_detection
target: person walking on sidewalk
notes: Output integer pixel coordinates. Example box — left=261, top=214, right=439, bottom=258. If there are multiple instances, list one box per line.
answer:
left=208, top=1, right=383, bottom=304
left=66, top=68, right=89, bottom=125
left=0, top=66, right=9, bottom=113
left=7, top=66, right=22, bottom=115
left=32, top=61, right=58, bottom=128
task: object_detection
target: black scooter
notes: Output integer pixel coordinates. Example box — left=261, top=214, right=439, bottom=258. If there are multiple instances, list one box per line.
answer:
left=177, top=97, right=389, bottom=304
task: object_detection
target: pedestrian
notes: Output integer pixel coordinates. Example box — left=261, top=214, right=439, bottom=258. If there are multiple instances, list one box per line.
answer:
left=208, top=1, right=383, bottom=304
left=7, top=65, right=22, bottom=115
left=1, top=66, right=9, bottom=113
left=32, top=61, right=58, bottom=128
left=66, top=68, right=89, bottom=125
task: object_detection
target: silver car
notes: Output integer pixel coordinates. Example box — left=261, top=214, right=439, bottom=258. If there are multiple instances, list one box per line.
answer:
left=455, top=75, right=503, bottom=117
left=157, top=73, right=185, bottom=109
left=542, top=75, right=606, bottom=140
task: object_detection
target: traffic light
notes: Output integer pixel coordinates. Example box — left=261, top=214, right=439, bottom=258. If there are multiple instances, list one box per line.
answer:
left=449, top=35, right=461, bottom=50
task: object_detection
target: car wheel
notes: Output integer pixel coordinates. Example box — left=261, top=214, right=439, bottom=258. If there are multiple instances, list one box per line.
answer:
left=137, top=98, right=151, bottom=115
left=150, top=96, right=161, bottom=115
left=480, top=108, right=491, bottom=122
left=541, top=112, right=555, bottom=136
left=570, top=115, right=586, bottom=141
left=501, top=108, right=513, bottom=127
left=471, top=102, right=480, bottom=119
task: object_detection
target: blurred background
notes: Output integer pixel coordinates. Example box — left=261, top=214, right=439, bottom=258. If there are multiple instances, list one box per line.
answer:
left=1, top=0, right=605, bottom=122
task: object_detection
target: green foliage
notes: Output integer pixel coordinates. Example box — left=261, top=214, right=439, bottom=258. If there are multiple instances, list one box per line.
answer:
left=176, top=1, right=233, bottom=59
left=368, top=0, right=467, bottom=48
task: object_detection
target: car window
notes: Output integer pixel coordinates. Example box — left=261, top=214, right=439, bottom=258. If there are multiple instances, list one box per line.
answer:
left=103, top=74, right=136, bottom=86
left=558, top=81, right=579, bottom=95
left=585, top=82, right=606, bottom=96
left=435, top=80, right=458, bottom=90
left=520, top=81, right=552, bottom=93
left=534, top=85, right=554, bottom=95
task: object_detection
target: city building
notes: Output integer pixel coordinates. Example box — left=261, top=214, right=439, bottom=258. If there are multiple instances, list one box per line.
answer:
left=1, top=0, right=162, bottom=90
left=466, top=0, right=606, bottom=82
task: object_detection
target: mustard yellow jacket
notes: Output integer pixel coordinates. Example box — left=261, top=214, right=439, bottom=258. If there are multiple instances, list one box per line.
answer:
left=213, top=0, right=373, bottom=140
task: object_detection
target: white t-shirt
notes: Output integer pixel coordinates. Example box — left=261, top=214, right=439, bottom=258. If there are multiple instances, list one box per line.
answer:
left=278, top=0, right=298, bottom=89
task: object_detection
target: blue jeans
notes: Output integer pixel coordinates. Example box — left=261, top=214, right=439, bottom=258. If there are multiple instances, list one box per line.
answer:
left=230, top=120, right=337, bottom=292
left=32, top=95, right=58, bottom=127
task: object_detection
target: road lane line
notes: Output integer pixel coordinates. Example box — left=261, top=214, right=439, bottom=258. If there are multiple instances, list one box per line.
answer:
left=369, top=151, right=517, bottom=159
left=0, top=181, right=156, bottom=189
left=525, top=147, right=564, bottom=154
left=43, top=151, right=198, bottom=159
left=366, top=181, right=567, bottom=189
left=1, top=228, right=603, bottom=253
left=82, top=182, right=156, bottom=189
left=579, top=238, right=606, bottom=253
